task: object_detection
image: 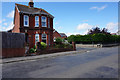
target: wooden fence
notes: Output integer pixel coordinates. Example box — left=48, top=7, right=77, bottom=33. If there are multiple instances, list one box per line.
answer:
left=2, top=32, right=25, bottom=58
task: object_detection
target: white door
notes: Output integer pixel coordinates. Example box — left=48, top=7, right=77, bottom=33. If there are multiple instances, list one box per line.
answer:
left=42, top=33, right=47, bottom=44
left=35, top=34, right=39, bottom=44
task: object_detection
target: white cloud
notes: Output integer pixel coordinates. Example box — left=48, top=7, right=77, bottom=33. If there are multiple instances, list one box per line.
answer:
left=66, top=32, right=80, bottom=36
left=106, top=22, right=118, bottom=33
left=77, top=23, right=93, bottom=31
left=90, top=5, right=107, bottom=11
left=3, top=23, right=8, bottom=26
left=7, top=10, right=15, bottom=18
left=0, top=20, right=1, bottom=24
left=76, top=23, right=98, bottom=35
left=1, top=22, right=14, bottom=31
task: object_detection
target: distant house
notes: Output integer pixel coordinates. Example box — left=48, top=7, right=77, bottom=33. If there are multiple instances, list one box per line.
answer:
left=53, top=30, right=67, bottom=40
left=111, top=33, right=117, bottom=35
left=12, top=0, right=54, bottom=48
left=59, top=33, right=67, bottom=39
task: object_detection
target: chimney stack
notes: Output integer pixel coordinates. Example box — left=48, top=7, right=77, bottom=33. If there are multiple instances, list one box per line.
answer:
left=29, top=0, right=34, bottom=7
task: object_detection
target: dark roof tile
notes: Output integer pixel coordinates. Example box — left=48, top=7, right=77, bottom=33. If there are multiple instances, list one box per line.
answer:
left=16, top=3, right=54, bottom=18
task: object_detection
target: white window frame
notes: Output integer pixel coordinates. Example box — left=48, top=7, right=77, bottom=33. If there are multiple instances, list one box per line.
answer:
left=35, top=16, right=39, bottom=27
left=41, top=16, right=47, bottom=27
left=48, top=18, right=50, bottom=28
left=42, top=33, right=47, bottom=44
left=35, top=34, right=39, bottom=44
left=24, top=15, right=29, bottom=27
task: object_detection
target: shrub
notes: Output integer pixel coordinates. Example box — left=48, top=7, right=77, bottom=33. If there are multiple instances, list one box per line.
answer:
left=55, top=43, right=65, bottom=48
left=29, top=48, right=36, bottom=53
left=64, top=43, right=73, bottom=48
left=40, top=42, right=47, bottom=50
left=33, top=45, right=37, bottom=49
left=55, top=38, right=62, bottom=44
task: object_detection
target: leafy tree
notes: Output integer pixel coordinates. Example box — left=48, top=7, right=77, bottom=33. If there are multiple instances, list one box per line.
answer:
left=88, top=27, right=101, bottom=34
left=101, top=28, right=110, bottom=35
left=67, top=35, right=76, bottom=43
left=55, top=37, right=62, bottom=44
left=88, top=27, right=110, bottom=35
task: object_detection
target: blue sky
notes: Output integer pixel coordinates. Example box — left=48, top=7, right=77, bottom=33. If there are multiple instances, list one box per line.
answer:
left=0, top=2, right=118, bottom=36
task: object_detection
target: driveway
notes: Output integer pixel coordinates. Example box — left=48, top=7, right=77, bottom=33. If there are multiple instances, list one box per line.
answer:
left=2, top=46, right=118, bottom=78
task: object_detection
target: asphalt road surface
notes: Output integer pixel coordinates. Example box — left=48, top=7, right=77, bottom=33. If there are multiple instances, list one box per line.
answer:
left=2, top=47, right=119, bottom=78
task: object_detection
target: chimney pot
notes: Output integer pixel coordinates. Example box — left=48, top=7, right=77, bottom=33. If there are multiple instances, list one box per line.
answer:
left=29, top=0, right=34, bottom=7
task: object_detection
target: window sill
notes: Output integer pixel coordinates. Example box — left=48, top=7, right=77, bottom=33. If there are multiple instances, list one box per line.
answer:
left=42, top=26, right=47, bottom=27
left=24, top=26, right=29, bottom=27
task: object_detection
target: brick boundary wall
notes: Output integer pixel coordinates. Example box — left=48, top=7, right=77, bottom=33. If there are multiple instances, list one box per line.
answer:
left=2, top=32, right=25, bottom=58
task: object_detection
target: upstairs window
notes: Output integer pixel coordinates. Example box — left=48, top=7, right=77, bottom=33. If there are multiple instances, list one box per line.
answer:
left=35, top=16, right=39, bottom=27
left=24, top=15, right=29, bottom=26
left=41, top=16, right=46, bottom=27
left=48, top=18, right=50, bottom=28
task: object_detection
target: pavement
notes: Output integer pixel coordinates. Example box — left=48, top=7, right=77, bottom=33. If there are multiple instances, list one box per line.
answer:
left=1, top=49, right=89, bottom=64
left=2, top=46, right=118, bottom=78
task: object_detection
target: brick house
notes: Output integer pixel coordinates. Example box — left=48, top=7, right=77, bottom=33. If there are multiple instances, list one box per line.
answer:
left=53, top=30, right=67, bottom=40
left=12, top=0, right=54, bottom=48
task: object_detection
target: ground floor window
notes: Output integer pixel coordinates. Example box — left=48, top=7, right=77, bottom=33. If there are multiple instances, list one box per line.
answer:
left=35, top=34, right=39, bottom=44
left=42, top=33, right=47, bottom=44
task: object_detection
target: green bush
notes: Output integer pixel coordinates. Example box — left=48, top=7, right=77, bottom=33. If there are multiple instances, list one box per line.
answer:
left=55, top=43, right=65, bottom=48
left=33, top=45, right=37, bottom=49
left=54, top=43, right=73, bottom=49
left=29, top=48, right=36, bottom=53
left=55, top=38, right=62, bottom=44
left=40, top=42, right=47, bottom=50
left=64, top=43, right=72, bottom=48
left=67, top=33, right=120, bottom=44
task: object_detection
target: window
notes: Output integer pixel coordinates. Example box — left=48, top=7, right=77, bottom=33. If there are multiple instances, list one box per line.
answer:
left=42, top=33, right=47, bottom=44
left=35, top=16, right=39, bottom=27
left=48, top=18, right=50, bottom=28
left=24, top=15, right=29, bottom=26
left=41, top=16, right=46, bottom=27
left=35, top=34, right=39, bottom=44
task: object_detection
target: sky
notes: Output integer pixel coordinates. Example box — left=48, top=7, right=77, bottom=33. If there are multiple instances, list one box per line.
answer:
left=0, top=1, right=118, bottom=36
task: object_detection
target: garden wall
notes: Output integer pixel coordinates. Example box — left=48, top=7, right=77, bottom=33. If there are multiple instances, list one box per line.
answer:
left=2, top=32, right=25, bottom=58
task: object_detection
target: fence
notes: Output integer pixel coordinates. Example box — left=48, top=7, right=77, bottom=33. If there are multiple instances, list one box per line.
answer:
left=2, top=32, right=25, bottom=58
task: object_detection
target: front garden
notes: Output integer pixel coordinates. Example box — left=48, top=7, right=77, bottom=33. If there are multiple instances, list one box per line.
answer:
left=27, top=38, right=74, bottom=56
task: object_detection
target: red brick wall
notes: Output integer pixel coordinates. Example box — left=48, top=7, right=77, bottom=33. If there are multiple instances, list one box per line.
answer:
left=13, top=10, right=54, bottom=48
left=61, top=36, right=67, bottom=39
left=53, top=31, right=61, bottom=39
left=53, top=31, right=67, bottom=39
left=12, top=7, right=20, bottom=33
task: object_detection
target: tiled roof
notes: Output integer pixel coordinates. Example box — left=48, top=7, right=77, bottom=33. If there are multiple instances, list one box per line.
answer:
left=16, top=3, right=54, bottom=18
left=59, top=33, right=67, bottom=37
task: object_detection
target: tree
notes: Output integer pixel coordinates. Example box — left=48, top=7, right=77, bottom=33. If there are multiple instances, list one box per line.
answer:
left=88, top=27, right=110, bottom=35
left=88, top=27, right=101, bottom=34
left=67, top=35, right=76, bottom=43
left=101, top=28, right=110, bottom=35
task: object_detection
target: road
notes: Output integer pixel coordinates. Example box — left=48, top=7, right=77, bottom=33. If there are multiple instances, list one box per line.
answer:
left=2, top=47, right=118, bottom=78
